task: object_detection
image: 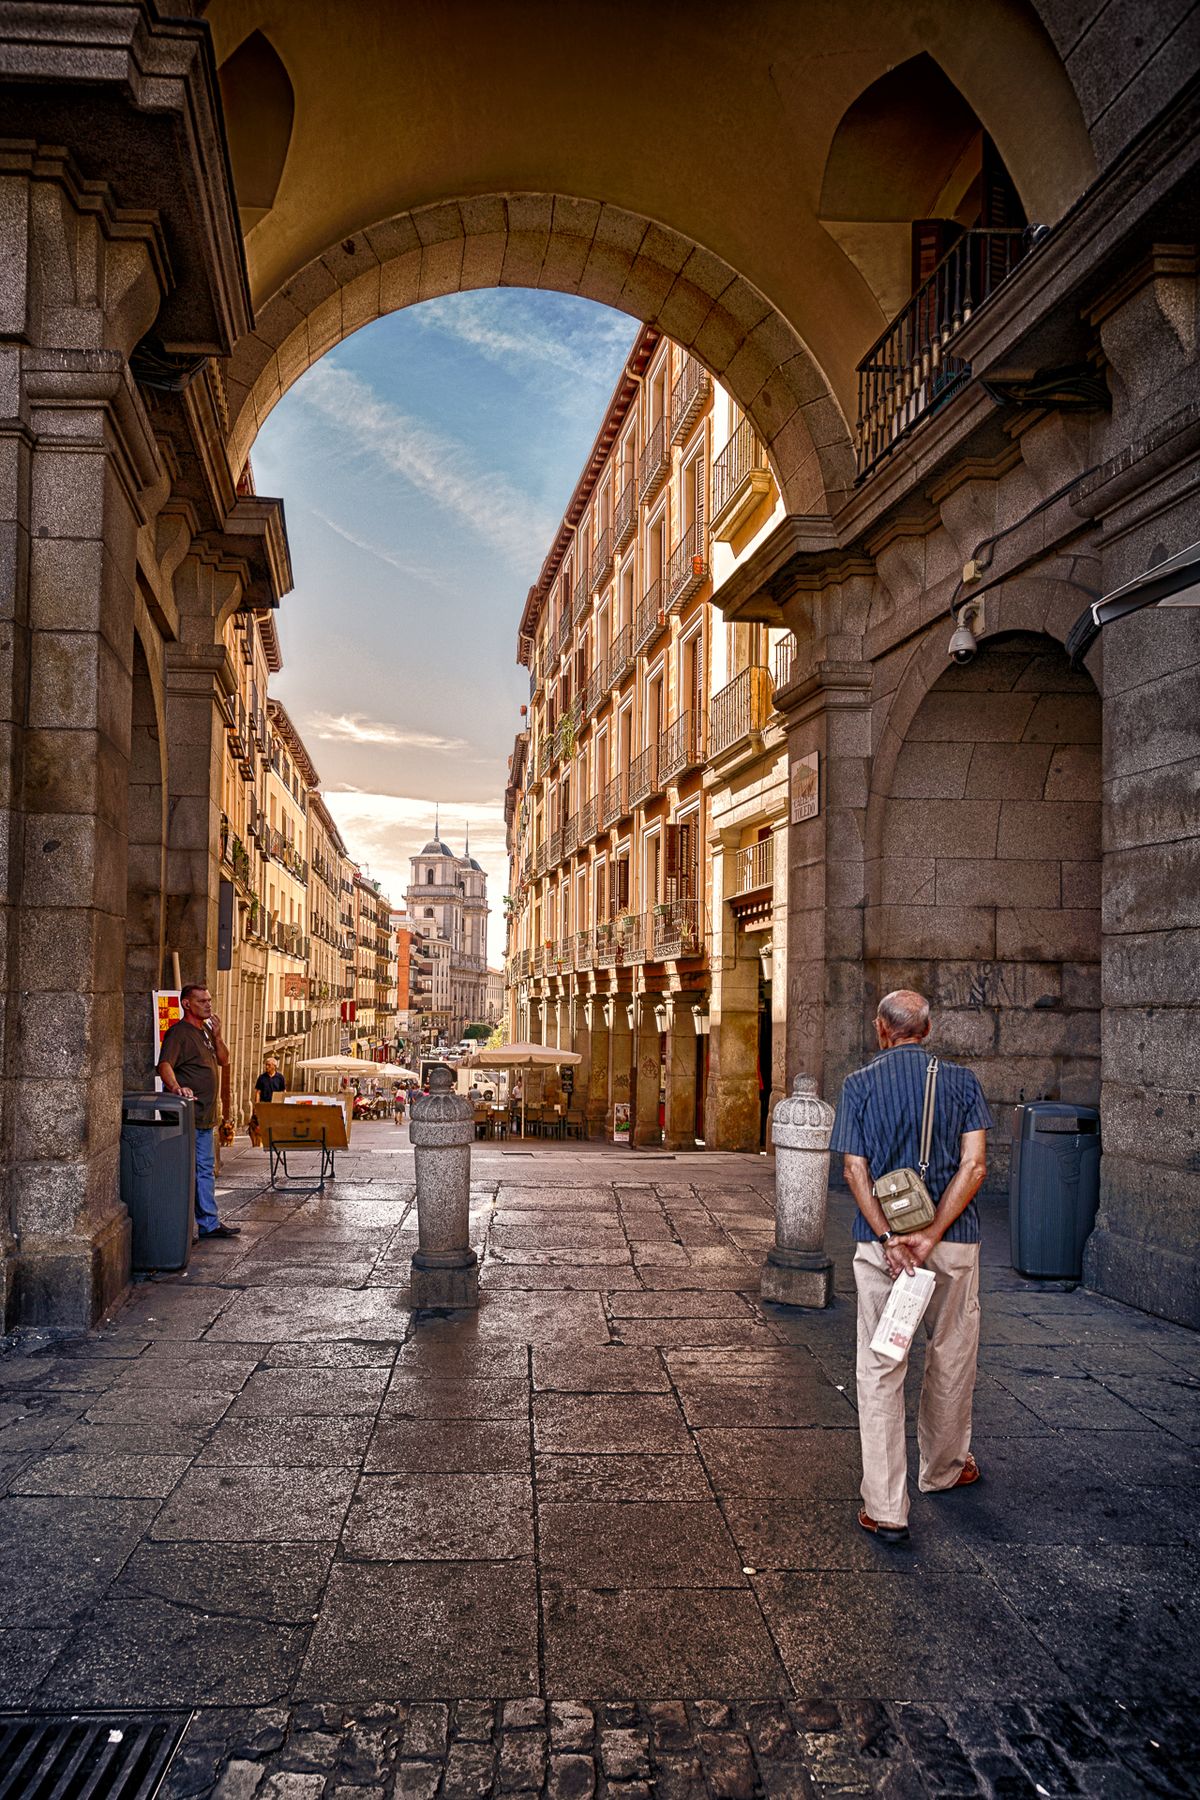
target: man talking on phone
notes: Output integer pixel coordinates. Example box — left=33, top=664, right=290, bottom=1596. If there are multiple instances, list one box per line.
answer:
left=157, top=984, right=240, bottom=1240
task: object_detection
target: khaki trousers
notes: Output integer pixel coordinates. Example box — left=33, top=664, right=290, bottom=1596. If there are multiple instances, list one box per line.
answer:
left=853, top=1239, right=981, bottom=1526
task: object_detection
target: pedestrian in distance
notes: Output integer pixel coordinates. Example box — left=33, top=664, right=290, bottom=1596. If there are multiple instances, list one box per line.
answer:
left=248, top=1054, right=284, bottom=1147
left=157, top=984, right=242, bottom=1241
left=392, top=1085, right=406, bottom=1125
left=830, top=988, right=991, bottom=1544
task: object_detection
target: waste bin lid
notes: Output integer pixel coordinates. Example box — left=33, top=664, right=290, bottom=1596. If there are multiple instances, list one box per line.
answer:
left=1016, top=1100, right=1100, bottom=1137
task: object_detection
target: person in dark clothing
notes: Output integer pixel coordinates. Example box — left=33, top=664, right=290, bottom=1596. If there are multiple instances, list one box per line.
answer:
left=157, top=984, right=240, bottom=1240
left=254, top=1056, right=285, bottom=1107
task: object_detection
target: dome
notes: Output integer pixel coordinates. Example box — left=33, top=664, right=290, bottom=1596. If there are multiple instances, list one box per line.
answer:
left=420, top=838, right=453, bottom=856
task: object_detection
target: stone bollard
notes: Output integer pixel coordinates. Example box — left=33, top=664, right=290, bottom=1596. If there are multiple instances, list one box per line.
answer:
left=409, top=1064, right=479, bottom=1308
left=761, top=1075, right=835, bottom=1309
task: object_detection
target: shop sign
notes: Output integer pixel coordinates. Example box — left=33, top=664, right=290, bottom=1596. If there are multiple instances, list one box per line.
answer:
left=790, top=751, right=820, bottom=823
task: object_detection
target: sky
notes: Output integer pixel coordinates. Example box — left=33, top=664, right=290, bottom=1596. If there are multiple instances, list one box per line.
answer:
left=251, top=290, right=638, bottom=965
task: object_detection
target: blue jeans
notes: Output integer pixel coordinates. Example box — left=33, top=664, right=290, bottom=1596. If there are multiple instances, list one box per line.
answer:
left=195, top=1127, right=219, bottom=1234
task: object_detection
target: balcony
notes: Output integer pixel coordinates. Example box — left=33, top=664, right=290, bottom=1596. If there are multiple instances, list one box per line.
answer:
left=617, top=910, right=644, bottom=964
left=591, top=527, right=613, bottom=591
left=773, top=632, right=797, bottom=693
left=534, top=840, right=546, bottom=877
left=638, top=417, right=669, bottom=504
left=665, top=519, right=708, bottom=613
left=583, top=664, right=603, bottom=718
left=613, top=479, right=636, bottom=552
left=633, top=581, right=664, bottom=657
left=573, top=571, right=590, bottom=628
left=658, top=711, right=704, bottom=783
left=551, top=936, right=573, bottom=975
left=548, top=827, right=563, bottom=868
left=554, top=609, right=572, bottom=659
left=855, top=227, right=1029, bottom=478
left=734, top=837, right=774, bottom=897
left=650, top=897, right=704, bottom=960
left=578, top=795, right=597, bottom=846
left=575, top=928, right=594, bottom=971
left=562, top=813, right=578, bottom=858
left=629, top=743, right=660, bottom=808
left=709, top=665, right=773, bottom=759
left=670, top=356, right=711, bottom=445
left=602, top=770, right=630, bottom=829
left=711, top=416, right=771, bottom=539
left=594, top=920, right=621, bottom=969
left=607, top=622, right=634, bottom=686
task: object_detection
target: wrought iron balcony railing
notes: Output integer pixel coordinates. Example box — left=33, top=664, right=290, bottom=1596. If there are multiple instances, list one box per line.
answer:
left=650, top=897, right=704, bottom=960
left=594, top=920, right=621, bottom=969
left=709, top=665, right=773, bottom=758
left=734, top=837, right=774, bottom=896
left=583, top=664, right=603, bottom=717
left=613, top=479, right=637, bottom=552
left=617, top=910, right=645, bottom=964
left=670, top=356, right=711, bottom=446
left=855, top=227, right=1029, bottom=477
left=666, top=519, right=708, bottom=613
left=639, top=417, right=669, bottom=504
left=562, top=813, right=578, bottom=858
left=578, top=795, right=597, bottom=846
left=573, top=571, right=590, bottom=628
left=658, top=710, right=704, bottom=783
left=633, top=581, right=664, bottom=656
left=548, top=827, right=563, bottom=868
left=712, top=415, right=770, bottom=533
left=607, top=622, right=634, bottom=686
left=575, top=928, right=594, bottom=971
left=554, top=608, right=572, bottom=659
left=602, top=770, right=630, bottom=829
left=629, top=743, right=660, bottom=808
left=591, top=528, right=613, bottom=591
left=773, top=632, right=797, bottom=693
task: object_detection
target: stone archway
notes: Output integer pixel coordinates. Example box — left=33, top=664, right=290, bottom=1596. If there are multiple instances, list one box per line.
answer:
left=223, top=194, right=854, bottom=517
left=866, top=629, right=1102, bottom=1189
left=123, top=624, right=169, bottom=1090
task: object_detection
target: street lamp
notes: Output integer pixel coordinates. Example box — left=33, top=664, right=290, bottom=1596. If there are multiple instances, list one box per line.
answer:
left=1067, top=539, right=1200, bottom=664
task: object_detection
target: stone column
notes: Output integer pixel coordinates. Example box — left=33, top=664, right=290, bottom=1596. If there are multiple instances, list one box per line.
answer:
left=409, top=1064, right=478, bottom=1308
left=761, top=1076, right=835, bottom=1308
left=568, top=993, right=591, bottom=1125
left=585, top=997, right=610, bottom=1137
left=0, top=156, right=166, bottom=1327
left=608, top=998, right=633, bottom=1141
left=705, top=835, right=762, bottom=1151
left=663, top=1003, right=698, bottom=1149
left=633, top=995, right=663, bottom=1146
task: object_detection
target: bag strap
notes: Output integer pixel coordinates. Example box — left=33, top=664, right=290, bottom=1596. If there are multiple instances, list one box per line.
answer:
left=917, top=1056, right=939, bottom=1180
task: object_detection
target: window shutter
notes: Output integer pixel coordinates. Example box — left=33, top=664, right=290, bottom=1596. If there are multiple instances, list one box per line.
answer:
left=664, top=822, right=679, bottom=883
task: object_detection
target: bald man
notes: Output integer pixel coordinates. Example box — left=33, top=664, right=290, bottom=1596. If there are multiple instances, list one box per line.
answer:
left=830, top=989, right=992, bottom=1544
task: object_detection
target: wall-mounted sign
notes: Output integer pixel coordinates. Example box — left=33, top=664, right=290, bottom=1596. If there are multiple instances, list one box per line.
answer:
left=611, top=1102, right=630, bottom=1143
left=790, top=751, right=820, bottom=823
left=283, top=973, right=307, bottom=999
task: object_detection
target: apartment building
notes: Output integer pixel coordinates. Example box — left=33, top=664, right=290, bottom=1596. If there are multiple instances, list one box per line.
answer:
left=308, top=793, right=353, bottom=1062
left=262, top=701, right=315, bottom=1086
left=404, top=824, right=489, bottom=1043
left=505, top=327, right=789, bottom=1147
left=214, top=607, right=280, bottom=1126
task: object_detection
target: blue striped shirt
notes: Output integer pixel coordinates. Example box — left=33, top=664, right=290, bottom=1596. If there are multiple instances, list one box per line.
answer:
left=829, top=1045, right=993, bottom=1243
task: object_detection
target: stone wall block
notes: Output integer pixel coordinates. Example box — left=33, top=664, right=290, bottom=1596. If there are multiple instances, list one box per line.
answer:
left=882, top=797, right=1000, bottom=861
left=906, top=691, right=1037, bottom=743
left=876, top=857, right=937, bottom=906
left=1097, top=607, right=1200, bottom=698
left=929, top=958, right=1061, bottom=1011
left=379, top=247, right=423, bottom=313
left=655, top=278, right=714, bottom=349
left=998, top=1006, right=1099, bottom=1057
left=19, top=811, right=115, bottom=910
left=499, top=229, right=550, bottom=288
left=31, top=448, right=107, bottom=541
left=364, top=214, right=423, bottom=262
left=890, top=739, right=973, bottom=798
left=1102, top=929, right=1200, bottom=1007
left=1105, top=664, right=1200, bottom=778
left=936, top=857, right=1061, bottom=909
left=419, top=237, right=465, bottom=301
left=690, top=301, right=742, bottom=375
left=460, top=231, right=511, bottom=293
left=11, top=1078, right=91, bottom=1163
left=1105, top=761, right=1200, bottom=851
left=1022, top=693, right=1103, bottom=743
left=551, top=196, right=602, bottom=242
left=1102, top=841, right=1200, bottom=934
left=509, top=194, right=555, bottom=237
left=995, top=906, right=1099, bottom=961
left=28, top=535, right=105, bottom=633
left=1101, top=1079, right=1200, bottom=1166
left=305, top=289, right=343, bottom=360
left=1061, top=859, right=1101, bottom=907
left=930, top=1008, right=997, bottom=1058
left=868, top=903, right=996, bottom=961
left=1043, top=744, right=1102, bottom=800
left=1103, top=1005, right=1200, bottom=1091
left=997, top=799, right=1099, bottom=860
left=620, top=256, right=676, bottom=322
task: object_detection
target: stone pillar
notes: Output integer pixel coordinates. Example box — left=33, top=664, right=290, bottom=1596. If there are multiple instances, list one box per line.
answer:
left=705, top=838, right=762, bottom=1150
left=568, top=994, right=591, bottom=1126
left=633, top=995, right=663, bottom=1147
left=0, top=155, right=167, bottom=1327
left=663, top=1003, right=698, bottom=1150
left=608, top=998, right=633, bottom=1141
left=761, top=1076, right=835, bottom=1308
left=585, top=997, right=610, bottom=1137
left=409, top=1065, right=478, bottom=1308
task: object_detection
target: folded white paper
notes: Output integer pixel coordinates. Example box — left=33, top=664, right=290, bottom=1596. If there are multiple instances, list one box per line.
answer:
left=870, top=1266, right=936, bottom=1362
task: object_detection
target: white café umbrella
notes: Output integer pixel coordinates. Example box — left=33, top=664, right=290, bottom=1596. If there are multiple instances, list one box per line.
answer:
left=298, top=1055, right=387, bottom=1081
left=466, top=1042, right=582, bottom=1139
left=376, top=1064, right=419, bottom=1081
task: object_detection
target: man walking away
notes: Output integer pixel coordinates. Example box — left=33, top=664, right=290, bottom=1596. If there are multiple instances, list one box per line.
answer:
left=157, top=984, right=241, bottom=1241
left=830, top=989, right=991, bottom=1544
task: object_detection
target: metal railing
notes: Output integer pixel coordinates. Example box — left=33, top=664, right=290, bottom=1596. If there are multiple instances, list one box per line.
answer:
left=548, top=827, right=563, bottom=868
left=583, top=664, right=603, bottom=717
left=562, top=813, right=578, bottom=857
left=613, top=479, right=637, bottom=551
left=633, top=581, right=663, bottom=656
left=639, top=417, right=669, bottom=504
left=650, top=897, right=704, bottom=960
left=709, top=665, right=772, bottom=757
left=666, top=519, right=708, bottom=612
left=617, top=911, right=644, bottom=964
left=773, top=632, right=797, bottom=692
left=602, top=770, right=629, bottom=828
left=658, top=711, right=704, bottom=782
left=607, top=622, right=633, bottom=686
left=629, top=743, right=659, bottom=807
left=554, top=609, right=571, bottom=659
left=595, top=920, right=621, bottom=969
left=734, top=837, right=774, bottom=896
left=591, top=528, right=612, bottom=590
left=575, top=928, right=594, bottom=971
left=578, top=795, right=597, bottom=845
left=573, top=572, right=590, bottom=628
left=712, top=415, right=768, bottom=518
left=670, top=356, right=711, bottom=445
left=855, top=227, right=1029, bottom=477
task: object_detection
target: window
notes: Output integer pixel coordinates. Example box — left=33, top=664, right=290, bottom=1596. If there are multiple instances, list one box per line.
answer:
left=424, top=907, right=433, bottom=919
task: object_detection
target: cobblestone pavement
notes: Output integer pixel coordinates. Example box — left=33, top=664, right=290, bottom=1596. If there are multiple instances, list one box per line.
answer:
left=1, top=1128, right=1197, bottom=1797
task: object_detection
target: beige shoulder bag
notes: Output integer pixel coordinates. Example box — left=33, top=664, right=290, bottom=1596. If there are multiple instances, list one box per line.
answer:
left=872, top=1056, right=939, bottom=1235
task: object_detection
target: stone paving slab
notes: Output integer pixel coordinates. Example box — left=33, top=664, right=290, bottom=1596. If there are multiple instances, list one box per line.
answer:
left=1, top=1125, right=1198, bottom=1795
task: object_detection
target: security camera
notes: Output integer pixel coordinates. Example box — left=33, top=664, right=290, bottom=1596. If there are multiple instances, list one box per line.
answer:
left=948, top=599, right=982, bottom=664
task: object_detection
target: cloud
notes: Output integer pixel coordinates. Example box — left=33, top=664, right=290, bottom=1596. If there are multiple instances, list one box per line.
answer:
left=309, top=510, right=454, bottom=592
left=415, top=291, right=638, bottom=395
left=298, top=361, right=552, bottom=566
left=309, top=712, right=469, bottom=754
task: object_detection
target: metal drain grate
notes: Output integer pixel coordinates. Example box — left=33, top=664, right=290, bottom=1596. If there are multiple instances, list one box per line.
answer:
left=0, top=1714, right=188, bottom=1800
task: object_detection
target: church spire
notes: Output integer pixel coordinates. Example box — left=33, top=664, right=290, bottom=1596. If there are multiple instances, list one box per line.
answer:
left=434, top=802, right=440, bottom=841
left=464, top=822, right=470, bottom=858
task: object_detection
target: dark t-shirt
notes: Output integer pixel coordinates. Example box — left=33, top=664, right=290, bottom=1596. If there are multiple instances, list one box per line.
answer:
left=255, top=1071, right=285, bottom=1104
left=158, top=1020, right=220, bottom=1129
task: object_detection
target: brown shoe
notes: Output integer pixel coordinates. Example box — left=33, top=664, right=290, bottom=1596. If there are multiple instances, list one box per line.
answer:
left=857, top=1509, right=910, bottom=1544
left=942, top=1453, right=980, bottom=1490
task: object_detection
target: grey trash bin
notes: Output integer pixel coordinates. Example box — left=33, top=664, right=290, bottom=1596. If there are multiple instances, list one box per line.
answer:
left=120, top=1093, right=196, bottom=1271
left=1009, top=1101, right=1101, bottom=1279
